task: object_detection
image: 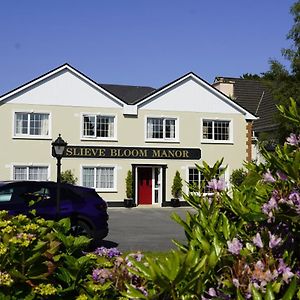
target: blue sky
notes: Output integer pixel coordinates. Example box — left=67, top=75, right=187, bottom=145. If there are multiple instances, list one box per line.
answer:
left=0, top=0, right=295, bottom=95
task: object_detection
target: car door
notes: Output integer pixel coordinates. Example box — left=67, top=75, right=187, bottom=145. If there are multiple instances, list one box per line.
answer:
left=32, top=183, right=73, bottom=220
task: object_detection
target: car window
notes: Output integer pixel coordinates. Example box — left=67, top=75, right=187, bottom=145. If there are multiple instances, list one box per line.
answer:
left=20, top=187, right=51, bottom=203
left=0, top=188, right=13, bottom=202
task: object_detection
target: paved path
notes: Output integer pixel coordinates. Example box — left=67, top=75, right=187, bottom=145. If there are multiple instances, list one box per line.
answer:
left=100, top=207, right=195, bottom=252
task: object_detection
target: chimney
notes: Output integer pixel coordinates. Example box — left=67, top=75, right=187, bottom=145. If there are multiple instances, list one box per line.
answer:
left=212, top=77, right=235, bottom=99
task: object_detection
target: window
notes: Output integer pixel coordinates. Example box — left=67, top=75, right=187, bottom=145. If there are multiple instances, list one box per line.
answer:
left=202, top=119, right=231, bottom=142
left=83, top=114, right=115, bottom=139
left=82, top=166, right=115, bottom=191
left=13, top=166, right=48, bottom=181
left=0, top=188, right=13, bottom=202
left=15, top=112, right=49, bottom=137
left=188, top=167, right=225, bottom=193
left=147, top=117, right=177, bottom=141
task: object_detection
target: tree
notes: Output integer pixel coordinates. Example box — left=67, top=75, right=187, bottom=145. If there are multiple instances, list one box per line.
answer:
left=249, top=1, right=300, bottom=143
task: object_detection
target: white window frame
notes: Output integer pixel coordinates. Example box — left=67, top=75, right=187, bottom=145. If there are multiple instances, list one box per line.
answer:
left=145, top=116, right=179, bottom=142
left=200, top=118, right=233, bottom=143
left=13, top=111, right=51, bottom=139
left=11, top=164, right=50, bottom=181
left=81, top=165, right=117, bottom=192
left=185, top=165, right=228, bottom=195
left=81, top=113, right=117, bottom=141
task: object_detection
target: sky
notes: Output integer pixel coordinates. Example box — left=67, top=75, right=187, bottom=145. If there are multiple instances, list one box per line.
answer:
left=0, top=0, right=296, bottom=95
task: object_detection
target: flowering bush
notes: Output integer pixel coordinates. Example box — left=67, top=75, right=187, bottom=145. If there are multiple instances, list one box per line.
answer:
left=126, top=99, right=300, bottom=299
left=0, top=211, right=147, bottom=299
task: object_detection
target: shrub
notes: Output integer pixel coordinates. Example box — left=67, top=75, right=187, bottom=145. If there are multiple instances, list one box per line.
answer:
left=171, top=171, right=183, bottom=198
left=61, top=169, right=78, bottom=184
left=127, top=98, right=300, bottom=299
left=230, top=167, right=247, bottom=186
left=125, top=170, right=133, bottom=199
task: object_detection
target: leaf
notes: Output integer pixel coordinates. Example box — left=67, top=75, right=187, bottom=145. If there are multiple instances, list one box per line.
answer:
left=208, top=249, right=218, bottom=268
left=251, top=286, right=263, bottom=300
left=221, top=213, right=230, bottom=240
left=282, top=277, right=297, bottom=300
left=265, top=284, right=275, bottom=300
left=122, top=283, right=148, bottom=299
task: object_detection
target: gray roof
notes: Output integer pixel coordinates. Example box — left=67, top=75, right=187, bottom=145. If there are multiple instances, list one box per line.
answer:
left=215, top=77, right=279, bottom=132
left=99, top=83, right=156, bottom=104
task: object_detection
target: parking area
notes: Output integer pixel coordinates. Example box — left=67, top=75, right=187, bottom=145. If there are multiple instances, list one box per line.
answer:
left=100, top=207, right=195, bottom=252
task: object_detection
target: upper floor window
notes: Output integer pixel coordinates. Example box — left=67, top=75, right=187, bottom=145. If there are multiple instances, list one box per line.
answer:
left=146, top=117, right=177, bottom=141
left=13, top=166, right=49, bottom=181
left=15, top=112, right=49, bottom=137
left=82, top=166, right=116, bottom=191
left=83, top=114, right=115, bottom=140
left=202, top=119, right=231, bottom=142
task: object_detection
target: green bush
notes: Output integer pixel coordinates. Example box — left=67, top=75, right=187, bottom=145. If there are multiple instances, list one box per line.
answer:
left=171, top=171, right=183, bottom=198
left=127, top=98, right=300, bottom=299
left=125, top=170, right=133, bottom=199
left=230, top=167, right=247, bottom=186
left=0, top=212, right=147, bottom=299
left=61, top=169, right=78, bottom=185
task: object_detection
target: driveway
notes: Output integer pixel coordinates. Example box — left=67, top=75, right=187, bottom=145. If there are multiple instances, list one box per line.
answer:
left=100, top=207, right=195, bottom=252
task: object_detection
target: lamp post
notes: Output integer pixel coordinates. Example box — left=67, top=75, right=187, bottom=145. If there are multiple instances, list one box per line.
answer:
left=51, top=134, right=67, bottom=217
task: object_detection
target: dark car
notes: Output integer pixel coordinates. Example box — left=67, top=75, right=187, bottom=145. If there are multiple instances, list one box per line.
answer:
left=0, top=181, right=109, bottom=240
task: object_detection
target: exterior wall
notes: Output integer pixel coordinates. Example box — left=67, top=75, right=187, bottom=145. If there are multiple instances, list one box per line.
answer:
left=0, top=102, right=247, bottom=204
left=0, top=67, right=252, bottom=207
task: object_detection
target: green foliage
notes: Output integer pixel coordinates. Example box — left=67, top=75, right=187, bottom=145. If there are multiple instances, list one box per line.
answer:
left=242, top=1, right=300, bottom=143
left=171, top=171, right=183, bottom=198
left=125, top=170, right=133, bottom=199
left=230, top=167, right=248, bottom=186
left=60, top=169, right=78, bottom=185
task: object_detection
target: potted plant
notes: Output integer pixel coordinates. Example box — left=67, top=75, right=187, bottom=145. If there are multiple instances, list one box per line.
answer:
left=124, top=170, right=134, bottom=208
left=171, top=170, right=183, bottom=207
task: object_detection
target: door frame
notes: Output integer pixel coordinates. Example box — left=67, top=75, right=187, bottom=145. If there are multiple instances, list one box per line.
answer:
left=132, top=164, right=167, bottom=206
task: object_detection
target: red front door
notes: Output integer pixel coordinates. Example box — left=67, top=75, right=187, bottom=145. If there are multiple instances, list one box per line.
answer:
left=138, top=168, right=152, bottom=205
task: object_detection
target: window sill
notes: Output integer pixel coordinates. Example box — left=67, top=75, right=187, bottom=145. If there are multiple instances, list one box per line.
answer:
left=145, top=139, right=180, bottom=144
left=81, top=138, right=118, bottom=142
left=95, top=189, right=117, bottom=193
left=13, top=136, right=52, bottom=140
left=201, top=140, right=233, bottom=145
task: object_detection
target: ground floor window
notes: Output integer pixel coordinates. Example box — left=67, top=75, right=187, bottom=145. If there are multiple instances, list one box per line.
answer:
left=82, top=166, right=115, bottom=191
left=13, top=166, right=48, bottom=181
left=188, top=167, right=225, bottom=193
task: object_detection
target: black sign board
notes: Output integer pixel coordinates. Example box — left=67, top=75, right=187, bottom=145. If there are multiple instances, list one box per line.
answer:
left=64, top=146, right=201, bottom=160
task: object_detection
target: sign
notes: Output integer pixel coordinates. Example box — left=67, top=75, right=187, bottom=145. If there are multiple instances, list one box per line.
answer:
left=64, top=146, right=201, bottom=160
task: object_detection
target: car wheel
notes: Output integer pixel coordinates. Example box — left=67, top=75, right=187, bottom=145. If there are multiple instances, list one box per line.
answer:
left=71, top=219, right=93, bottom=237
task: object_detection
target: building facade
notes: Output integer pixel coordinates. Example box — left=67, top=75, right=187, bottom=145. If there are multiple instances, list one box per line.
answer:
left=0, top=64, right=256, bottom=206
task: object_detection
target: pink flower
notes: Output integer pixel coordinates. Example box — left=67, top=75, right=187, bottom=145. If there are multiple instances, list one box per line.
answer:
left=262, top=170, right=276, bottom=183
left=227, top=238, right=243, bottom=255
left=276, top=171, right=288, bottom=181
left=253, top=232, right=263, bottom=248
left=207, top=178, right=226, bottom=191
left=286, top=133, right=300, bottom=146
left=268, top=232, right=282, bottom=248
